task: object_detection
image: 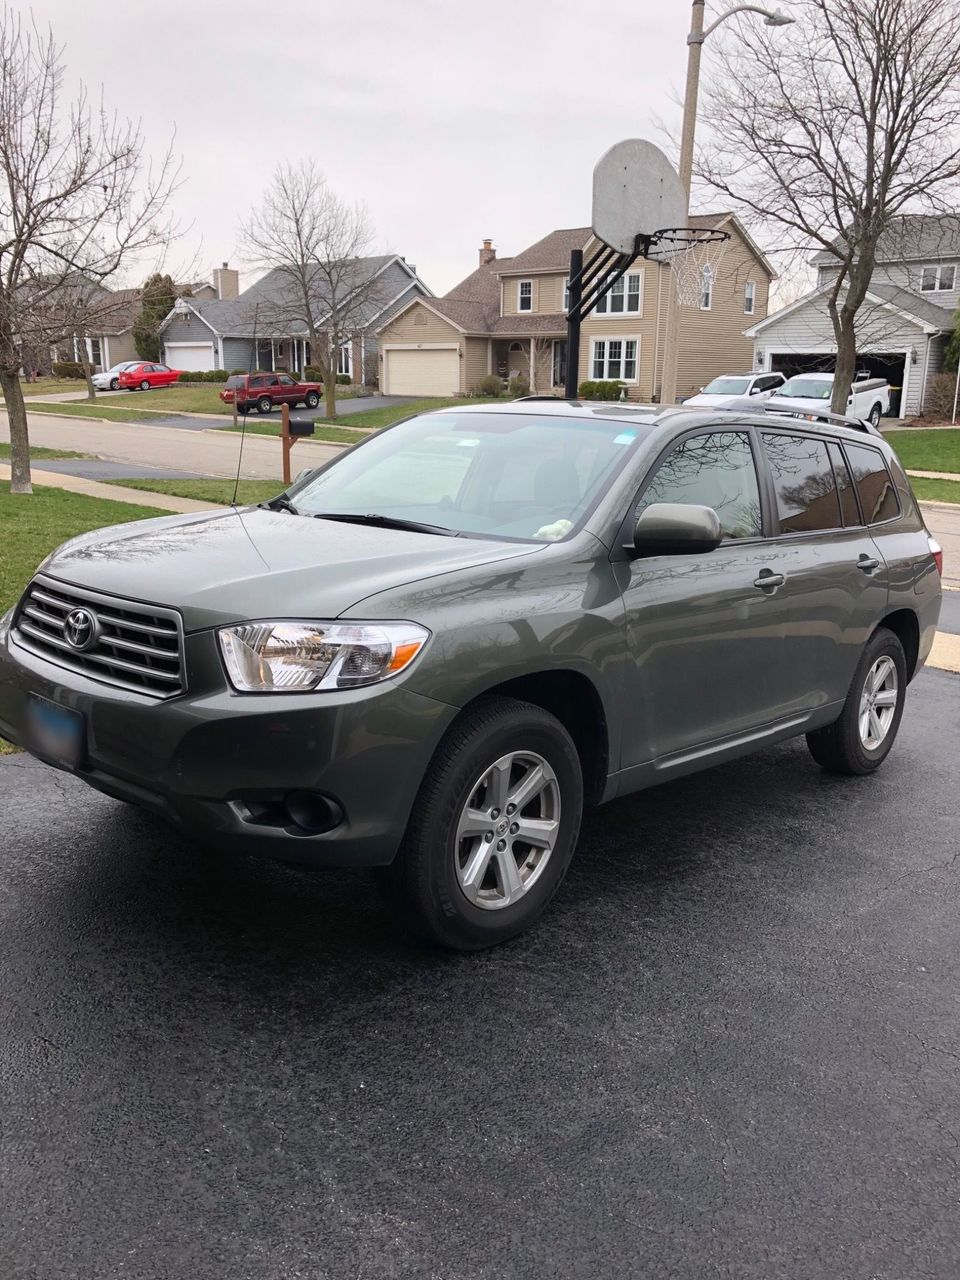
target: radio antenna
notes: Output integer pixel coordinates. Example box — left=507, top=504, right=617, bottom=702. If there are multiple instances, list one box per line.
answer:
left=231, top=302, right=259, bottom=507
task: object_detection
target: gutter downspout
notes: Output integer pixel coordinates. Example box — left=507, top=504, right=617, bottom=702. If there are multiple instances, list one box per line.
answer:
left=653, top=262, right=664, bottom=401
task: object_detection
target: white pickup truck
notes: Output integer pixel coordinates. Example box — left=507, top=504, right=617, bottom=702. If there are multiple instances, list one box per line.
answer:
left=767, top=372, right=890, bottom=427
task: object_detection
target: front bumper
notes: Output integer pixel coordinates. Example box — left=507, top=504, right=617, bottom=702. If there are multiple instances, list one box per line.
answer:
left=0, top=621, right=458, bottom=866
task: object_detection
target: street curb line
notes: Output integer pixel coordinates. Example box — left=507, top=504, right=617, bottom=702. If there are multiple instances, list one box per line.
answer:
left=927, top=632, right=960, bottom=675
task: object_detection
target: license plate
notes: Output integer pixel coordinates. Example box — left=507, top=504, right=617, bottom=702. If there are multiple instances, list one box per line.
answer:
left=26, top=694, right=85, bottom=771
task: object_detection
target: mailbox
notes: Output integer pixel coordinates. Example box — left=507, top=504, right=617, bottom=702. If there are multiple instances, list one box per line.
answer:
left=289, top=420, right=315, bottom=437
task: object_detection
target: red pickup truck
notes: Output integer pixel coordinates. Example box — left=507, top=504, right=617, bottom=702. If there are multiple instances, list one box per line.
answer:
left=220, top=373, right=322, bottom=414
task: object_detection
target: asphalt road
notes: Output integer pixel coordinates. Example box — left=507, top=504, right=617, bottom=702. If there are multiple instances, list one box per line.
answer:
left=3, top=668, right=960, bottom=1278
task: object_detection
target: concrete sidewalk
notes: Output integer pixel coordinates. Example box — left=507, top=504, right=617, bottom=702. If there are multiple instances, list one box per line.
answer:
left=0, top=463, right=220, bottom=513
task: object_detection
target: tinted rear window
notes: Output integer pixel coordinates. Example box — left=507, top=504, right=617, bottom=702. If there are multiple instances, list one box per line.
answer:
left=845, top=443, right=900, bottom=523
left=827, top=441, right=860, bottom=526
left=764, top=433, right=841, bottom=533
left=225, top=375, right=244, bottom=388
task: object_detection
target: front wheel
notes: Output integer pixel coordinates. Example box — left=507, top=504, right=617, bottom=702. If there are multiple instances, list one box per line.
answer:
left=304, top=391, right=320, bottom=409
left=806, top=627, right=907, bottom=775
left=257, top=395, right=273, bottom=414
left=109, top=378, right=119, bottom=390
left=377, top=696, right=583, bottom=950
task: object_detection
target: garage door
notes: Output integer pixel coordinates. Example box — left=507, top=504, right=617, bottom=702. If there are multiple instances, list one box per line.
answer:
left=164, top=342, right=215, bottom=372
left=385, top=348, right=459, bottom=396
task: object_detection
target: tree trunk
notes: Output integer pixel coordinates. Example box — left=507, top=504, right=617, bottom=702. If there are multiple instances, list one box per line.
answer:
left=831, top=313, right=858, bottom=415
left=0, top=368, right=32, bottom=493
left=320, top=333, right=336, bottom=420
left=75, top=333, right=96, bottom=400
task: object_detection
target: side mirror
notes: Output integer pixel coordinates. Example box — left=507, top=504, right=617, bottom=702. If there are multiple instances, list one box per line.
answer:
left=631, top=503, right=723, bottom=556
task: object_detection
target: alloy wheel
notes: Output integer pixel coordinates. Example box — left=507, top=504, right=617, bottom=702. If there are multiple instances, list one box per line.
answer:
left=858, top=655, right=898, bottom=750
left=454, top=750, right=561, bottom=911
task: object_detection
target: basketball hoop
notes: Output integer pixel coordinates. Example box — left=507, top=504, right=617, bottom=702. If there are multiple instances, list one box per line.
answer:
left=646, top=226, right=730, bottom=308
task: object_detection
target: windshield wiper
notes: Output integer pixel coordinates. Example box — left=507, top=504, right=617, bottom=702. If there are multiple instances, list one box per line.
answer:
left=259, top=493, right=300, bottom=515
left=310, top=512, right=461, bottom=537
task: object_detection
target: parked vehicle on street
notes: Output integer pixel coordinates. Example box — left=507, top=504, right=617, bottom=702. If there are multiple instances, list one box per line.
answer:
left=0, top=401, right=941, bottom=949
left=769, top=372, right=890, bottom=426
left=117, top=362, right=182, bottom=391
left=92, top=362, right=141, bottom=391
left=220, top=373, right=322, bottom=414
left=684, top=371, right=785, bottom=406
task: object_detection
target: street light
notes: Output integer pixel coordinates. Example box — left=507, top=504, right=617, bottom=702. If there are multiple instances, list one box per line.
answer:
left=661, top=1, right=795, bottom=404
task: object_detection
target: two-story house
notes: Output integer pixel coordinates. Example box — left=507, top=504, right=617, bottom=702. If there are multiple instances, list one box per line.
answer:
left=158, top=256, right=433, bottom=382
left=376, top=217, right=774, bottom=400
left=745, top=215, right=960, bottom=418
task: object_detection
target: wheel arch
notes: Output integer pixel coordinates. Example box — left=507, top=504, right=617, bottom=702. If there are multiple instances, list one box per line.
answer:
left=460, top=668, right=610, bottom=807
left=876, top=608, right=920, bottom=679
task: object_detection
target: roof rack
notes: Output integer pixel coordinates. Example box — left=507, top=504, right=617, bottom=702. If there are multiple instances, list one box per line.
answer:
left=706, top=398, right=872, bottom=432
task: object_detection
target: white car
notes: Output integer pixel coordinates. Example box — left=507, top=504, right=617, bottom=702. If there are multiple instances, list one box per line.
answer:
left=91, top=361, right=140, bottom=391
left=683, top=371, right=786, bottom=407
left=768, top=372, right=890, bottom=428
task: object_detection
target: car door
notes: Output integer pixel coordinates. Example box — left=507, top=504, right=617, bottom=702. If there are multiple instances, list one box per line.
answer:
left=750, top=430, right=890, bottom=719
left=618, top=427, right=794, bottom=769
left=277, top=374, right=299, bottom=405
left=153, top=364, right=174, bottom=386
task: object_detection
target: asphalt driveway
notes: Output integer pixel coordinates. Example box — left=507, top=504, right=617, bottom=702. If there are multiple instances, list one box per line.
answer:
left=2, top=668, right=960, bottom=1279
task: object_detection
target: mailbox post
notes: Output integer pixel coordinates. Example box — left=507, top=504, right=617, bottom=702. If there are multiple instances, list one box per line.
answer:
left=280, top=402, right=315, bottom=485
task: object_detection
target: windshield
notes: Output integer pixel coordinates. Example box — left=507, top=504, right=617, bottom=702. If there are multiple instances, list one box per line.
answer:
left=774, top=377, right=833, bottom=400
left=701, top=376, right=750, bottom=395
left=291, top=410, right=650, bottom=542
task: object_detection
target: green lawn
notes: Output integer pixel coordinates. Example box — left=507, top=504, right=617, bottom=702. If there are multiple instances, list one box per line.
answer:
left=223, top=419, right=369, bottom=443
left=0, top=482, right=168, bottom=753
left=910, top=477, right=960, bottom=505
left=115, top=385, right=234, bottom=415
left=885, top=429, right=960, bottom=475
left=14, top=377, right=87, bottom=398
left=25, top=400, right=176, bottom=424
left=225, top=396, right=502, bottom=439
left=0, top=443, right=91, bottom=461
left=104, top=477, right=284, bottom=506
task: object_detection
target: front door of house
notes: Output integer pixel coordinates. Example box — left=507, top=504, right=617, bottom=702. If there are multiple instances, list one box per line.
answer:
left=552, top=340, right=567, bottom=388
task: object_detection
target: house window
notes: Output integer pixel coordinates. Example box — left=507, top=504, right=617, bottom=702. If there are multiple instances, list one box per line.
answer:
left=88, top=337, right=102, bottom=367
left=921, top=263, right=957, bottom=292
left=596, top=272, right=642, bottom=314
left=337, top=341, right=353, bottom=379
left=744, top=280, right=756, bottom=314
left=591, top=337, right=638, bottom=382
left=518, top=280, right=533, bottom=311
left=700, top=265, right=714, bottom=310
left=562, top=277, right=570, bottom=312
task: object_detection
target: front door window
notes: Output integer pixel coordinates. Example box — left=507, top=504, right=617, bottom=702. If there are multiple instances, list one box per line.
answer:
left=552, top=340, right=567, bottom=388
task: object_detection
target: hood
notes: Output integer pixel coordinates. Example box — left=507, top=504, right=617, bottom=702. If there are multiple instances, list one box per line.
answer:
left=41, top=507, right=541, bottom=630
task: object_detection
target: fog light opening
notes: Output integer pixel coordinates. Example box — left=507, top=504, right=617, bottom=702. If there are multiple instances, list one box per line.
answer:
left=284, top=790, right=343, bottom=835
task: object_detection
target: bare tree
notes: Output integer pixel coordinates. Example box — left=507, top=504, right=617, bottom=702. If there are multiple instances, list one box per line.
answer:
left=240, top=162, right=386, bottom=419
left=0, top=8, right=180, bottom=493
left=695, top=0, right=960, bottom=414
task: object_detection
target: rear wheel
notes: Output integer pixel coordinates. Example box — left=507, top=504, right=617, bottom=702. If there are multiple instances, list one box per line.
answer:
left=237, top=404, right=248, bottom=415
left=806, top=627, right=907, bottom=775
left=257, top=395, right=273, bottom=414
left=139, top=379, right=150, bottom=391
left=868, top=403, right=882, bottom=427
left=377, top=696, right=583, bottom=950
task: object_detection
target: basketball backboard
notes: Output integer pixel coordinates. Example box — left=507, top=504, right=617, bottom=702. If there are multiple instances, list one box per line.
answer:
left=591, top=139, right=687, bottom=257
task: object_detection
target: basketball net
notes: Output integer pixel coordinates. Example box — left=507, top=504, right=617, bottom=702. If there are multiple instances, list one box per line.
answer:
left=646, top=228, right=729, bottom=308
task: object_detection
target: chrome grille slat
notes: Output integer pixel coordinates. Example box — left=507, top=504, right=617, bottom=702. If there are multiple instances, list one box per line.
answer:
left=12, top=576, right=185, bottom=699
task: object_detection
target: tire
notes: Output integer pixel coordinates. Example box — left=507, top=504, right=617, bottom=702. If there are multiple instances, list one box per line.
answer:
left=139, top=379, right=150, bottom=391
left=237, top=404, right=248, bottom=416
left=806, top=627, right=907, bottom=775
left=869, top=403, right=882, bottom=427
left=305, top=391, right=320, bottom=409
left=257, top=395, right=273, bottom=414
left=110, top=378, right=119, bottom=390
left=377, top=695, right=583, bottom=950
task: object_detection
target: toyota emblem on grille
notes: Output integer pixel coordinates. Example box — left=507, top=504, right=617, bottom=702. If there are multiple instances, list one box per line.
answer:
left=64, top=607, right=98, bottom=651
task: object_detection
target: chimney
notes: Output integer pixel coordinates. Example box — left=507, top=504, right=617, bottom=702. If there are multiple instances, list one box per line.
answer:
left=213, top=262, right=239, bottom=300
left=479, top=238, right=496, bottom=266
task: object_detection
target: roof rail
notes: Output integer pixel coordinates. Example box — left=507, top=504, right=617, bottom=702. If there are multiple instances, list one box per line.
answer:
left=513, top=395, right=580, bottom=402
left=707, top=398, right=872, bottom=432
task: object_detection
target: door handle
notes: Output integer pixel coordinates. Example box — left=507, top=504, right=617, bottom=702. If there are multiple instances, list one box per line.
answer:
left=754, top=571, right=785, bottom=590
left=857, top=556, right=880, bottom=573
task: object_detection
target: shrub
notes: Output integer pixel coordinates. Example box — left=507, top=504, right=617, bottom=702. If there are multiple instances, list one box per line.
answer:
left=922, top=371, right=958, bottom=421
left=507, top=375, right=530, bottom=397
left=578, top=379, right=625, bottom=401
left=52, top=360, right=84, bottom=379
left=304, top=366, right=324, bottom=382
left=336, top=373, right=351, bottom=385
left=472, top=374, right=504, bottom=398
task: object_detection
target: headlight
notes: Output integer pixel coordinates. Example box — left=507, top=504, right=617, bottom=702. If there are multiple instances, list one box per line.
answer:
left=218, top=620, right=430, bottom=693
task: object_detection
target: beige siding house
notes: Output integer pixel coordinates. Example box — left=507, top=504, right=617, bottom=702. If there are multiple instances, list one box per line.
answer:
left=377, top=219, right=774, bottom=401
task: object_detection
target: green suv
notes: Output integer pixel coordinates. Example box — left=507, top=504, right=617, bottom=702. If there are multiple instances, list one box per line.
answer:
left=0, top=401, right=942, bottom=948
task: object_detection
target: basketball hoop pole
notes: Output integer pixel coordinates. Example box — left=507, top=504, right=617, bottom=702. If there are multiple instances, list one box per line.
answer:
left=565, top=249, right=583, bottom=397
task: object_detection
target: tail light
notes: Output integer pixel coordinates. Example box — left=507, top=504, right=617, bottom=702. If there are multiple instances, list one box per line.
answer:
left=928, top=535, right=943, bottom=577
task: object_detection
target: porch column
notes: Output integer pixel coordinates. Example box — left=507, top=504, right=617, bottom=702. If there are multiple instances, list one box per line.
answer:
left=529, top=338, right=536, bottom=393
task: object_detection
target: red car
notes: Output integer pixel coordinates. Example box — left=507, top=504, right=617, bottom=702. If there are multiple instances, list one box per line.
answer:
left=118, top=362, right=182, bottom=390
left=220, top=372, right=322, bottom=414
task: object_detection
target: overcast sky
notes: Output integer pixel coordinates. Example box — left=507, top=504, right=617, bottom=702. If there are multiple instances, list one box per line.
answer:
left=40, top=0, right=691, bottom=296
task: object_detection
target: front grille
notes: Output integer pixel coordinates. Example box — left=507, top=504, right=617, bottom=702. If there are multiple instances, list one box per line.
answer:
left=12, top=576, right=185, bottom=699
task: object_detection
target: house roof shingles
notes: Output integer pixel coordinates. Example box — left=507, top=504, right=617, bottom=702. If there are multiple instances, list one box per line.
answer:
left=811, top=214, right=960, bottom=266
left=495, top=228, right=591, bottom=276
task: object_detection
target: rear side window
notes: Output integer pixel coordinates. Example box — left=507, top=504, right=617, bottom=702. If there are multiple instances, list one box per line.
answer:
left=845, top=443, right=900, bottom=524
left=225, top=375, right=243, bottom=389
left=764, top=433, right=841, bottom=534
left=637, top=431, right=762, bottom=539
left=827, top=442, right=860, bottom=526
